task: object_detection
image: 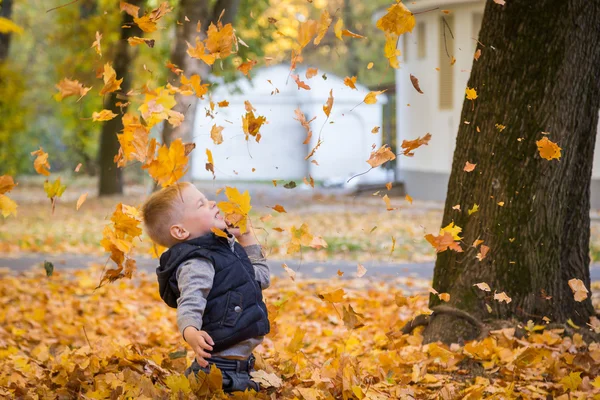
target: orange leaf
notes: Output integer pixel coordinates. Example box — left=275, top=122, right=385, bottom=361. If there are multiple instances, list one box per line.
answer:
left=383, top=194, right=396, bottom=211
left=91, top=31, right=102, bottom=57
left=356, top=263, right=367, bottom=278
left=180, top=74, right=210, bottom=98
left=476, top=245, right=490, bottom=261
left=211, top=227, right=229, bottom=238
left=144, top=138, right=189, bottom=187
left=205, top=22, right=237, bottom=60
left=0, top=175, right=17, bottom=194
left=367, top=145, right=396, bottom=168
left=386, top=182, right=392, bottom=190
left=217, top=100, right=229, bottom=107
left=401, top=133, right=432, bottom=157
left=187, top=37, right=216, bottom=65
left=237, top=59, right=257, bottom=76
left=568, top=278, right=589, bottom=302
left=76, top=193, right=88, bottom=210
left=292, top=74, right=311, bottom=90
left=536, top=137, right=561, bottom=160
left=99, top=63, right=123, bottom=95
left=271, top=204, right=286, bottom=213
left=54, top=78, right=91, bottom=101
left=30, top=148, right=51, bottom=176
left=465, top=87, right=478, bottom=100
left=425, top=231, right=463, bottom=253
left=297, top=19, right=318, bottom=49
left=313, top=10, right=332, bottom=45
left=305, top=67, right=318, bottom=79
left=282, top=263, right=296, bottom=281
left=323, top=89, right=334, bottom=117
left=242, top=110, right=267, bottom=142
left=120, top=1, right=140, bottom=18
left=344, top=76, right=357, bottom=89
left=406, top=194, right=413, bottom=204
left=128, top=36, right=155, bottom=47
left=372, top=126, right=380, bottom=134
left=494, top=292, right=512, bottom=304
left=92, top=109, right=118, bottom=122
left=409, top=74, right=423, bottom=94
left=464, top=161, right=476, bottom=172
left=211, top=125, right=224, bottom=145
left=342, top=29, right=365, bottom=39
left=318, top=288, right=345, bottom=303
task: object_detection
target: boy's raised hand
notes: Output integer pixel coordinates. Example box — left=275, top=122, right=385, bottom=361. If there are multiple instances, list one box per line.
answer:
left=227, top=224, right=259, bottom=247
left=183, top=327, right=214, bottom=367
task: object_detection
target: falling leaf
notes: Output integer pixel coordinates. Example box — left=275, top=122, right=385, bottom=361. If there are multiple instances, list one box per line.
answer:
left=536, top=137, right=561, bottom=160
left=217, top=100, right=229, bottom=107
left=271, top=204, right=287, bottom=213
left=0, top=175, right=17, bottom=194
left=452, top=204, right=461, bottom=211
left=383, top=194, right=396, bottom=211
left=120, top=1, right=140, bottom=17
left=0, top=16, right=23, bottom=34
left=92, top=109, right=118, bottom=121
left=334, top=18, right=343, bottom=40
left=186, top=37, right=216, bottom=65
left=495, top=123, right=506, bottom=132
left=318, top=288, right=345, bottom=303
left=237, top=59, right=257, bottom=76
left=305, top=67, right=318, bottom=79
left=468, top=204, right=479, bottom=215
left=493, top=0, right=506, bottom=5
left=425, top=231, right=463, bottom=253
left=401, top=133, right=432, bottom=156
left=494, top=292, right=512, bottom=304
left=367, top=62, right=374, bottom=69
left=364, top=90, right=386, bottom=105
left=127, top=36, right=155, bottom=47
left=406, top=194, right=413, bottom=204
left=386, top=182, right=392, bottom=190
left=217, top=187, right=252, bottom=233
left=180, top=74, right=210, bottom=98
left=323, top=89, right=334, bottom=117
left=568, top=278, right=589, bottom=302
left=99, top=63, right=123, bottom=96
left=473, top=239, right=484, bottom=247
left=464, top=161, right=476, bottom=172
left=367, top=145, right=396, bottom=168
left=284, top=181, right=297, bottom=189
left=342, top=29, right=366, bottom=39
left=356, top=263, right=367, bottom=278
left=282, top=263, right=296, bottom=281
left=91, top=31, right=102, bottom=57
left=242, top=108, right=267, bottom=142
left=465, top=87, right=477, bottom=100
left=474, top=282, right=491, bottom=292
left=0, top=195, right=17, bottom=218
left=337, top=270, right=344, bottom=276
left=54, top=78, right=91, bottom=101
left=376, top=2, right=415, bottom=36
left=342, top=304, right=365, bottom=330
left=371, top=126, right=380, bottom=134
left=439, top=293, right=450, bottom=302
left=44, top=178, right=67, bottom=214
left=76, top=193, right=88, bottom=211
left=292, top=74, right=311, bottom=90
left=313, top=10, right=332, bottom=45
left=144, top=138, right=189, bottom=187
left=497, top=201, right=504, bottom=206
left=410, top=74, right=423, bottom=94
left=30, top=148, right=51, bottom=176
left=474, top=49, right=481, bottom=60
left=210, top=125, right=224, bottom=145
left=476, top=245, right=490, bottom=261
left=297, top=19, right=318, bottom=49
left=205, top=149, right=215, bottom=178
left=344, top=76, right=357, bottom=89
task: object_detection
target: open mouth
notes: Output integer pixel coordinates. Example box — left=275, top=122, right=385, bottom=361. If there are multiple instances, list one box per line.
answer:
left=215, top=211, right=223, bottom=220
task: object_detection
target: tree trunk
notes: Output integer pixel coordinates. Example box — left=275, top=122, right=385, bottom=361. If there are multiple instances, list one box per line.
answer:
left=423, top=0, right=600, bottom=344
left=159, top=0, right=239, bottom=180
left=98, top=0, right=142, bottom=196
left=0, top=0, right=14, bottom=61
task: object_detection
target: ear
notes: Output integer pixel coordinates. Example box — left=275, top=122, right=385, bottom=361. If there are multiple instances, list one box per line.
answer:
left=170, top=224, right=190, bottom=241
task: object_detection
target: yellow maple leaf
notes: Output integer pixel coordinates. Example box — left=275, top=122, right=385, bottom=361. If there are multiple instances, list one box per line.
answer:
left=314, top=10, right=332, bottom=45
left=344, top=76, right=357, bottom=89
left=144, top=138, right=189, bottom=187
left=92, top=109, right=117, bottom=122
left=44, top=178, right=66, bottom=199
left=364, top=90, right=386, bottom=105
left=286, top=223, right=314, bottom=254
left=242, top=110, right=267, bottom=142
left=468, top=203, right=479, bottom=215
left=286, top=327, right=306, bottom=353
left=180, top=74, right=209, bottom=98
left=0, top=194, right=17, bottom=218
left=318, top=288, right=346, bottom=303
left=536, top=137, right=561, bottom=160
left=133, top=15, right=157, bottom=33
left=297, top=19, right=318, bottom=49
left=440, top=222, right=462, bottom=240
left=115, top=114, right=149, bottom=166
left=384, top=33, right=401, bottom=69
left=559, top=371, right=582, bottom=392
left=465, top=87, right=478, bottom=100
left=210, top=124, right=224, bottom=145
left=99, top=63, right=123, bottom=96
left=54, top=78, right=91, bottom=102
left=138, top=87, right=177, bottom=128
left=334, top=18, right=343, bottom=40
left=127, top=36, right=154, bottom=47
left=30, top=148, right=51, bottom=176
left=111, top=203, right=142, bottom=238
left=186, top=37, right=216, bottom=65
left=376, top=2, right=415, bottom=36
left=205, top=22, right=237, bottom=60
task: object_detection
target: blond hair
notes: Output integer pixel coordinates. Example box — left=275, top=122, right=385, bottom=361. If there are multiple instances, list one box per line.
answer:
left=141, top=182, right=191, bottom=248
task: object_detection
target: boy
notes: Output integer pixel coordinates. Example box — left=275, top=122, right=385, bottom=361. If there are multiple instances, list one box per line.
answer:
left=141, top=182, right=270, bottom=393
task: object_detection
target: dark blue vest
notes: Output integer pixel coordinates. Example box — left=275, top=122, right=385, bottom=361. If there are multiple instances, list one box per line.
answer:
left=156, top=233, right=270, bottom=352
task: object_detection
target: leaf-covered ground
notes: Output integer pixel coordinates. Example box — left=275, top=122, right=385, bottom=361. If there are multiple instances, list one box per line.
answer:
left=1, top=266, right=600, bottom=399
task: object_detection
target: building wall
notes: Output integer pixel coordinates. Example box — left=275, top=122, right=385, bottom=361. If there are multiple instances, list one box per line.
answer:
left=396, top=0, right=600, bottom=208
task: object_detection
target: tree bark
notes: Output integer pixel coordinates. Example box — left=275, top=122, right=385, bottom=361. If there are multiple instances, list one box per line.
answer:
left=0, top=0, right=14, bottom=61
left=159, top=0, right=239, bottom=179
left=423, top=0, right=600, bottom=344
left=98, top=1, right=143, bottom=196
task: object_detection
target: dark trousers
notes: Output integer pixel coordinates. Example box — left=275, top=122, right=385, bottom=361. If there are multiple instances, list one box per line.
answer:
left=184, top=354, right=259, bottom=393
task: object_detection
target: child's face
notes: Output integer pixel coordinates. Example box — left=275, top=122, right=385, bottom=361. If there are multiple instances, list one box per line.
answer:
left=170, top=185, right=227, bottom=241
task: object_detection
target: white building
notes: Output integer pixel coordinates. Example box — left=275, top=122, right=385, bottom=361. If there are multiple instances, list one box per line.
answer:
left=395, top=0, right=600, bottom=208
left=191, top=64, right=388, bottom=185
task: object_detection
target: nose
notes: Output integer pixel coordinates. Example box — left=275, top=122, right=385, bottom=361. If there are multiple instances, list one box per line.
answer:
left=209, top=200, right=216, bottom=208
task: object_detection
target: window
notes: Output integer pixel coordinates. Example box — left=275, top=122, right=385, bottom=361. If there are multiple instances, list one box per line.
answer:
left=438, top=15, right=454, bottom=110
left=417, top=22, right=426, bottom=59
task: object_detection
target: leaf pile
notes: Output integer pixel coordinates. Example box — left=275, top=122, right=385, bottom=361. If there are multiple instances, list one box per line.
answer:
left=1, top=267, right=600, bottom=399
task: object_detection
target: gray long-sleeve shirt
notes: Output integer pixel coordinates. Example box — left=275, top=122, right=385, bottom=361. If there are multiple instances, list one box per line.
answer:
left=175, top=236, right=270, bottom=359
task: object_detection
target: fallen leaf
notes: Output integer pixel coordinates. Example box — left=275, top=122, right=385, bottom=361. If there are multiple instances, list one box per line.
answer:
left=250, top=370, right=283, bottom=388
left=76, top=193, right=88, bottom=210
